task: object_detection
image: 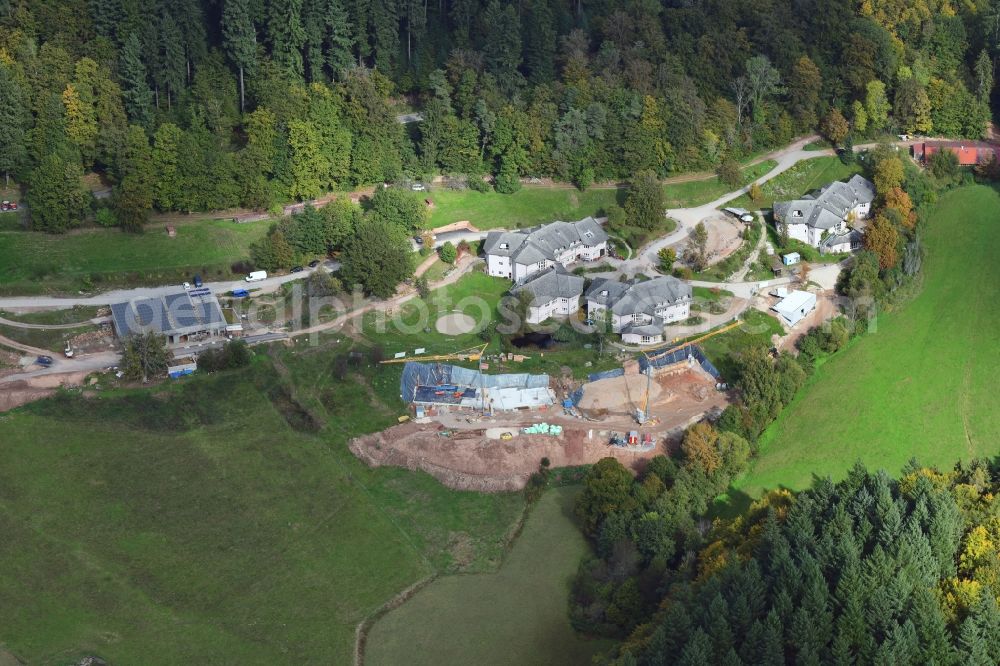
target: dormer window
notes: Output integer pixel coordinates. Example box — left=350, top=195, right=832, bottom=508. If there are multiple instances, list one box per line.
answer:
left=792, top=210, right=803, bottom=217
left=600, top=290, right=608, bottom=296
left=499, top=243, right=509, bottom=250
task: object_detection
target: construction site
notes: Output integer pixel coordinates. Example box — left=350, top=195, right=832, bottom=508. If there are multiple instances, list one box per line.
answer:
left=349, top=339, right=731, bottom=492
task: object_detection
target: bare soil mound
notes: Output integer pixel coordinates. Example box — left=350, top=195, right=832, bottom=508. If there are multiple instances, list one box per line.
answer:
left=435, top=312, right=477, bottom=335
left=349, top=421, right=669, bottom=492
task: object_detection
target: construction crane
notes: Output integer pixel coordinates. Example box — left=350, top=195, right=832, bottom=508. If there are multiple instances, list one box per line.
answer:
left=379, top=342, right=489, bottom=364
left=634, top=318, right=743, bottom=423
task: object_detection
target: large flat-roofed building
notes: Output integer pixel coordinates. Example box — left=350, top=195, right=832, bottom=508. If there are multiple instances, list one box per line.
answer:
left=110, top=288, right=227, bottom=344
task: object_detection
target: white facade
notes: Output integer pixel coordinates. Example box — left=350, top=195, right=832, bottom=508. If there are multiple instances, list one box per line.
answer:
left=621, top=331, right=665, bottom=346
left=779, top=217, right=850, bottom=247
left=513, top=258, right=555, bottom=282
left=487, top=252, right=513, bottom=279
left=483, top=219, right=608, bottom=282
left=590, top=302, right=690, bottom=333
left=526, top=296, right=580, bottom=324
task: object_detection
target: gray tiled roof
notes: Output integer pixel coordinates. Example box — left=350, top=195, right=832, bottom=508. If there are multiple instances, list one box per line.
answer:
left=111, top=289, right=225, bottom=338
left=774, top=174, right=875, bottom=229
left=584, top=277, right=629, bottom=307
left=586, top=276, right=691, bottom=317
left=483, top=218, right=608, bottom=266
left=819, top=228, right=863, bottom=249
left=622, top=323, right=664, bottom=336
left=510, top=266, right=585, bottom=302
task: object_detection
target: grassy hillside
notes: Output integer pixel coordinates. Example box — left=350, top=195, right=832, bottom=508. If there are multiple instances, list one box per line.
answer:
left=0, top=218, right=269, bottom=295
left=365, top=486, right=610, bottom=666
left=727, top=156, right=861, bottom=210
left=735, top=184, right=1000, bottom=497
left=426, top=161, right=778, bottom=230
left=0, top=350, right=524, bottom=664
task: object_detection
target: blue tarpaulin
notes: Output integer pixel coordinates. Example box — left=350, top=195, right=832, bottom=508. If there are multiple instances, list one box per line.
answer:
left=401, top=362, right=550, bottom=404
left=587, top=367, right=625, bottom=383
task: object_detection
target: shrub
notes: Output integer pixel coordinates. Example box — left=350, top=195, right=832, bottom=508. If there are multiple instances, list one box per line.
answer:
left=438, top=241, right=457, bottom=264
left=94, top=207, right=118, bottom=227
left=716, top=159, right=742, bottom=188
left=467, top=176, right=491, bottom=192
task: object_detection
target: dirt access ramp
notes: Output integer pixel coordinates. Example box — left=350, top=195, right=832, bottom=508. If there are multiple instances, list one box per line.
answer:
left=0, top=370, right=92, bottom=412
left=350, top=421, right=669, bottom=492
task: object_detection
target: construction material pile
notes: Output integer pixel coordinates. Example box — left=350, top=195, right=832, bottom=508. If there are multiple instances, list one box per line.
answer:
left=521, top=423, right=563, bottom=436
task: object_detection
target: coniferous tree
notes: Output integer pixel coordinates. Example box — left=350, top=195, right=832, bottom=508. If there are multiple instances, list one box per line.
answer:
left=222, top=0, right=258, bottom=111
left=268, top=0, right=307, bottom=80
left=0, top=65, right=29, bottom=185
left=119, top=33, right=153, bottom=126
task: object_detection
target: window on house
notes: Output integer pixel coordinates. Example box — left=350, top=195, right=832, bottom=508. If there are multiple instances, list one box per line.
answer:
left=642, top=335, right=652, bottom=343
left=499, top=243, right=508, bottom=250
left=793, top=210, right=803, bottom=217
left=600, top=290, right=608, bottom=296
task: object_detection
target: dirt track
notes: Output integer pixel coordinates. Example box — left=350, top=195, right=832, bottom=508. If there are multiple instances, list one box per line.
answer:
left=0, top=370, right=91, bottom=412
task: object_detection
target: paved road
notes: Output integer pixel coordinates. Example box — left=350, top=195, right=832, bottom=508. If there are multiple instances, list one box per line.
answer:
left=0, top=261, right=341, bottom=309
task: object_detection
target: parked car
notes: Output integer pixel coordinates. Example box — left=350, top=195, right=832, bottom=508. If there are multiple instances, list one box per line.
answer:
left=1, top=200, right=17, bottom=211
left=290, top=265, right=304, bottom=273
left=308, top=259, right=320, bottom=268
left=192, top=274, right=203, bottom=288
left=183, top=282, right=191, bottom=290
left=63, top=343, right=74, bottom=358
left=232, top=288, right=249, bottom=298
left=36, top=355, right=54, bottom=367
left=411, top=182, right=426, bottom=191
left=414, top=235, right=424, bottom=245
left=245, top=270, right=268, bottom=282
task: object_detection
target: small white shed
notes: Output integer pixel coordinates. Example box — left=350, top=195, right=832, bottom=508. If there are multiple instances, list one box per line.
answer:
left=782, top=252, right=801, bottom=266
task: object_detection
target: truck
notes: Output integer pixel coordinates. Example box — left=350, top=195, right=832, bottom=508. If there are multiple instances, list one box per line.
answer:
left=245, top=270, right=267, bottom=282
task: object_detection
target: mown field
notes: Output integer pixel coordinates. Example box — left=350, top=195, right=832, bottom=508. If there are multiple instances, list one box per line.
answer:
left=0, top=218, right=269, bottom=295
left=366, top=486, right=610, bottom=666
left=426, top=161, right=778, bottom=231
left=0, top=349, right=525, bottom=664
left=736, top=184, right=1000, bottom=497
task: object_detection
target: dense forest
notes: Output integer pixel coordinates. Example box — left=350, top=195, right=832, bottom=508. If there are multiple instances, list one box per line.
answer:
left=0, top=0, right=997, bottom=233
left=591, top=459, right=1000, bottom=665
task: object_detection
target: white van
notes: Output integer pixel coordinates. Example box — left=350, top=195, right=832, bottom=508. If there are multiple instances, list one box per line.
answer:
left=245, top=270, right=268, bottom=282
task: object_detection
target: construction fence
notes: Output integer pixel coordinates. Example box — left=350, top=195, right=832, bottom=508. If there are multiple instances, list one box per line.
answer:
left=587, top=368, right=625, bottom=383
left=639, top=344, right=720, bottom=379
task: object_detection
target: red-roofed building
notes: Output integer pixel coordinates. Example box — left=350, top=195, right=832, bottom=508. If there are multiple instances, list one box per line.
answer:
left=912, top=141, right=1000, bottom=166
